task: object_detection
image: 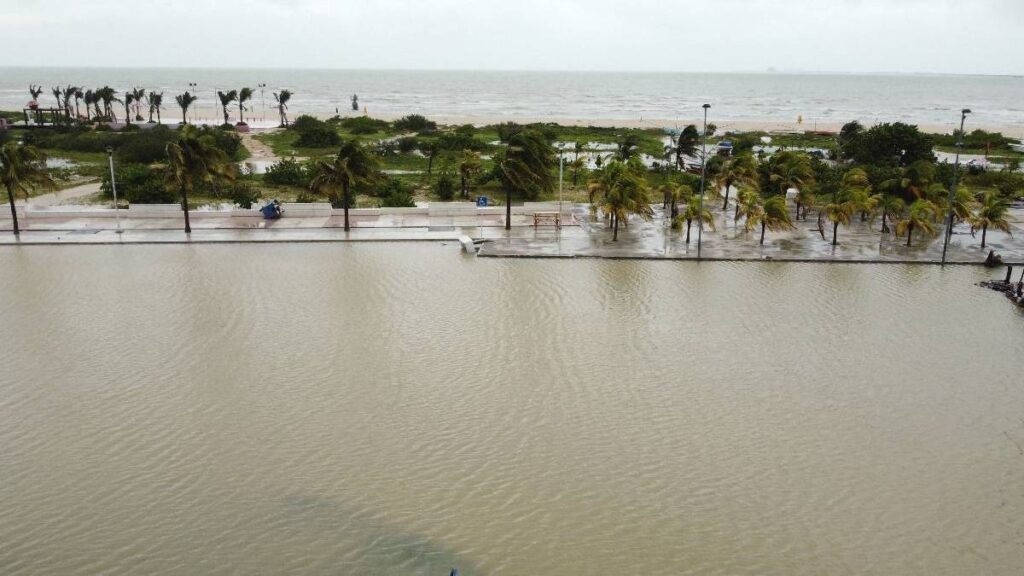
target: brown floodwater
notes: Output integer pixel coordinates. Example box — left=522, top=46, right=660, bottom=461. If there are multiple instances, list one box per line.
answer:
left=1, top=244, right=1022, bottom=575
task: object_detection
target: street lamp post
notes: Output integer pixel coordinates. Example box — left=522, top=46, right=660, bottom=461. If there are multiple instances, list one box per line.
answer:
left=188, top=82, right=198, bottom=123
left=696, top=103, right=711, bottom=260
left=106, top=147, right=122, bottom=233
left=558, top=144, right=565, bottom=217
left=940, top=108, right=971, bottom=265
left=258, top=83, right=267, bottom=123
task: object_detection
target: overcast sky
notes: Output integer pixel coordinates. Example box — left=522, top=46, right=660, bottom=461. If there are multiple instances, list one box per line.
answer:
left=1, top=0, right=1021, bottom=75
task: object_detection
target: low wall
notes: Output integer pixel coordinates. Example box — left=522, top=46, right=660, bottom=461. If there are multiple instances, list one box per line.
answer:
left=280, top=203, right=332, bottom=218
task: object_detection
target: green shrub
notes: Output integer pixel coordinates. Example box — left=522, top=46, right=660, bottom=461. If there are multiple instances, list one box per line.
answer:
left=397, top=136, right=418, bottom=153
left=340, top=116, right=389, bottom=135
left=393, top=114, right=437, bottom=133
left=101, top=163, right=175, bottom=204
left=230, top=182, right=260, bottom=209
left=264, top=158, right=309, bottom=187
left=435, top=172, right=456, bottom=201
left=115, top=127, right=176, bottom=164
left=296, top=124, right=340, bottom=148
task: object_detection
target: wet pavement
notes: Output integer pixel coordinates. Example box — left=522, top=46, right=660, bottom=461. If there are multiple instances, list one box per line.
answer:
left=2, top=203, right=1022, bottom=265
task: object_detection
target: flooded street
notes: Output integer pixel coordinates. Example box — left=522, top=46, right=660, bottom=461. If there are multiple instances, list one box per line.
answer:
left=1, top=244, right=1023, bottom=575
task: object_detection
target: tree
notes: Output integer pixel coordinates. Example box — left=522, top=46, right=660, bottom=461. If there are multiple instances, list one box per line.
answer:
left=496, top=129, right=556, bottom=230
left=1, top=142, right=53, bottom=235
left=837, top=120, right=863, bottom=161
left=588, top=161, right=653, bottom=241
left=62, top=86, right=79, bottom=120
left=309, top=140, right=380, bottom=231
left=948, top=185, right=977, bottom=232
left=716, top=153, right=758, bottom=211
left=72, top=87, right=84, bottom=120
left=28, top=84, right=43, bottom=104
left=969, top=192, right=1011, bottom=249
left=123, top=90, right=135, bottom=125
left=768, top=152, right=815, bottom=220
left=175, top=92, right=197, bottom=125
left=458, top=150, right=482, bottom=198
left=679, top=199, right=714, bottom=244
left=237, top=87, right=254, bottom=124
left=895, top=199, right=939, bottom=247
left=878, top=195, right=905, bottom=234
left=217, top=90, right=238, bottom=125
left=840, top=167, right=877, bottom=221
left=851, top=122, right=935, bottom=167
left=743, top=195, right=794, bottom=245
left=616, top=134, right=640, bottom=161
left=51, top=87, right=63, bottom=119
left=131, top=88, right=146, bottom=121
left=273, top=90, right=292, bottom=126
left=164, top=126, right=236, bottom=234
left=147, top=92, right=164, bottom=124
left=96, top=86, right=120, bottom=122
left=659, top=182, right=692, bottom=220
left=670, top=125, right=699, bottom=169
left=824, top=193, right=856, bottom=246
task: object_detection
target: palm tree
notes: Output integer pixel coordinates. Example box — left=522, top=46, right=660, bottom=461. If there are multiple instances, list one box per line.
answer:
left=458, top=150, right=483, bottom=198
left=716, top=154, right=758, bottom=211
left=217, top=90, right=238, bottom=125
left=679, top=199, right=715, bottom=244
left=668, top=125, right=699, bottom=169
left=28, top=84, right=43, bottom=104
left=2, top=142, right=53, bottom=235
left=589, top=161, right=653, bottom=241
left=147, top=92, right=164, bottom=123
left=273, top=90, right=292, bottom=126
left=969, top=192, right=1012, bottom=248
left=878, top=195, right=905, bottom=234
left=895, top=199, right=939, bottom=247
left=948, top=185, right=977, bottom=235
left=497, top=129, right=556, bottom=230
left=50, top=87, right=64, bottom=122
left=96, top=86, right=120, bottom=122
left=175, top=92, right=197, bottom=125
left=72, top=87, right=84, bottom=120
left=237, top=87, right=254, bottom=124
left=616, top=134, right=640, bottom=162
left=839, top=167, right=877, bottom=221
left=123, top=90, right=135, bottom=125
left=310, top=140, right=380, bottom=231
left=62, top=86, right=79, bottom=120
left=131, top=88, right=146, bottom=121
left=769, top=152, right=815, bottom=220
left=659, top=182, right=692, bottom=220
left=824, top=194, right=856, bottom=246
left=744, top=195, right=795, bottom=245
left=164, top=126, right=236, bottom=234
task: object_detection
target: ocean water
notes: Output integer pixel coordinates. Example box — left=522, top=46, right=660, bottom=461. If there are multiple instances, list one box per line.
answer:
left=1, top=244, right=1023, bottom=575
left=1, top=68, right=1022, bottom=132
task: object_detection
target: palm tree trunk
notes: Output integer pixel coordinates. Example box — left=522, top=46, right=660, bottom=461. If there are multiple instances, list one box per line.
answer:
left=832, top=221, right=840, bottom=246
left=735, top=202, right=740, bottom=221
left=148, top=106, right=154, bottom=123
left=685, top=219, right=692, bottom=244
left=505, top=189, right=512, bottom=231
left=906, top=223, right=914, bottom=247
left=613, top=213, right=619, bottom=241
left=157, top=107, right=162, bottom=124
left=6, top=184, right=20, bottom=235
left=981, top=224, right=988, bottom=248
left=343, top=183, right=351, bottom=231
left=795, top=200, right=801, bottom=221
left=722, top=182, right=731, bottom=210
left=181, top=183, right=192, bottom=234
left=760, top=222, right=766, bottom=245
left=881, top=212, right=888, bottom=234
left=181, top=107, right=187, bottom=125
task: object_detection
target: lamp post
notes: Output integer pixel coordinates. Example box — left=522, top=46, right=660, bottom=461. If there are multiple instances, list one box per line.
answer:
left=106, top=147, right=122, bottom=233
left=558, top=143, right=565, bottom=217
left=258, top=83, right=267, bottom=123
left=696, top=103, right=711, bottom=260
left=941, top=108, right=970, bottom=265
left=188, top=82, right=198, bottom=123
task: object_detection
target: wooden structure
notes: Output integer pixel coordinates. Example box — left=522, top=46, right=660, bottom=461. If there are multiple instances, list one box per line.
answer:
left=22, top=107, right=65, bottom=126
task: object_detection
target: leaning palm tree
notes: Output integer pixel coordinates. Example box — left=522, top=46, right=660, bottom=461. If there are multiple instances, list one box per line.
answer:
left=50, top=87, right=64, bottom=123
left=164, top=126, right=236, bottom=234
left=273, top=90, right=292, bottom=126
left=123, top=90, right=135, bottom=125
left=1, top=142, right=53, bottom=235
left=878, top=195, right=905, bottom=234
left=745, top=195, right=795, bottom=245
left=237, top=87, right=254, bottom=124
left=678, top=199, right=715, bottom=244
left=824, top=194, right=856, bottom=246
left=217, top=90, right=238, bottom=125
left=72, top=87, right=84, bottom=120
left=62, top=86, right=79, bottom=120
left=175, top=91, right=197, bottom=125
left=969, top=192, right=1012, bottom=249
left=895, top=198, right=939, bottom=247
left=497, top=129, right=556, bottom=230
left=96, top=86, right=120, bottom=122
left=769, top=151, right=815, bottom=220
left=589, top=161, right=653, bottom=241
left=147, top=92, right=164, bottom=123
left=309, top=140, right=380, bottom=231
left=130, top=88, right=146, bottom=121
left=28, top=84, right=44, bottom=103
left=458, top=150, right=483, bottom=198
left=716, top=153, right=758, bottom=211
left=948, top=185, right=977, bottom=235
left=659, top=182, right=692, bottom=220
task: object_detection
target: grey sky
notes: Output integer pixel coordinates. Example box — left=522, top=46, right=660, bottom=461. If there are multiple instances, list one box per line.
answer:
left=1, top=0, right=1021, bottom=74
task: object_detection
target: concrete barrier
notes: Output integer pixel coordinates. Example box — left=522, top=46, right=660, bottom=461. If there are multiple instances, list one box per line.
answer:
left=0, top=206, right=27, bottom=220
left=523, top=202, right=574, bottom=215
left=280, top=203, right=332, bottom=217
left=428, top=202, right=478, bottom=217
left=129, top=204, right=183, bottom=218
left=337, top=208, right=382, bottom=218
left=379, top=207, right=428, bottom=216
left=26, top=206, right=119, bottom=219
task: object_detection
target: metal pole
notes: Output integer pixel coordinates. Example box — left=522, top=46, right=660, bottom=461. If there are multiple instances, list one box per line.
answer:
left=697, top=104, right=710, bottom=260
left=107, top=147, right=122, bottom=233
left=558, top=149, right=564, bottom=215
left=941, top=109, right=970, bottom=265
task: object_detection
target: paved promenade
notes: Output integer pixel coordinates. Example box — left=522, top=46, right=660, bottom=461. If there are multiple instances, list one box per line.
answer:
left=2, top=204, right=1022, bottom=265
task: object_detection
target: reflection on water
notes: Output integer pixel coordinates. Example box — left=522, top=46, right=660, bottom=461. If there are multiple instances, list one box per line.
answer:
left=1, top=244, right=1023, bottom=575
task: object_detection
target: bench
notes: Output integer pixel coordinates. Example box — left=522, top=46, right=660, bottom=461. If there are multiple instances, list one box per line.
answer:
left=533, top=211, right=561, bottom=228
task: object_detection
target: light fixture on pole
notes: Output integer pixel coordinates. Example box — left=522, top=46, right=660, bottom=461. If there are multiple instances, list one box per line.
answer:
left=258, top=83, right=267, bottom=123
left=188, top=82, right=198, bottom=123
left=696, top=103, right=711, bottom=261
left=940, top=108, right=970, bottom=265
left=558, top=143, right=565, bottom=218
left=106, top=147, right=122, bottom=234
